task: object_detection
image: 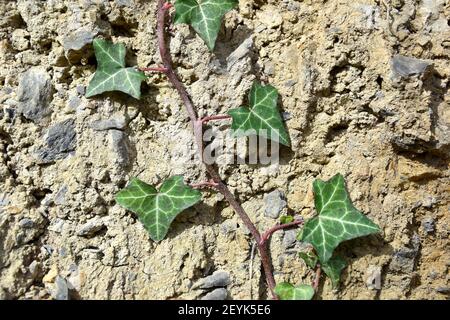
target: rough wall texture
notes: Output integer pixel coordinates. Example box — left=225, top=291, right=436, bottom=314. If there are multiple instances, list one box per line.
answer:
left=0, top=0, right=449, bottom=300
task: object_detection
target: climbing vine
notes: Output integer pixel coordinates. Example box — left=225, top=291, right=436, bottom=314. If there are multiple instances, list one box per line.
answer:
left=85, top=0, right=381, bottom=300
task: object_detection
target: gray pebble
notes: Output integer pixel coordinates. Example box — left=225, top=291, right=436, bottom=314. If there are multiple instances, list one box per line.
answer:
left=421, top=196, right=437, bottom=209
left=422, top=217, right=436, bottom=234
left=220, top=220, right=238, bottom=235
left=110, top=129, right=132, bottom=167
left=28, top=260, right=41, bottom=280
left=41, top=245, right=54, bottom=257
left=91, top=118, right=127, bottom=131
left=282, top=229, right=297, bottom=248
left=59, top=247, right=68, bottom=258
left=391, top=55, right=432, bottom=77
left=54, top=185, right=68, bottom=205
left=115, top=0, right=134, bottom=7
left=36, top=119, right=77, bottom=163
left=227, top=36, right=253, bottom=71
left=389, top=234, right=420, bottom=273
left=68, top=96, right=81, bottom=109
left=201, top=288, right=228, bottom=300
left=281, top=112, right=292, bottom=121
left=48, top=218, right=66, bottom=234
left=62, top=29, right=97, bottom=63
left=17, top=67, right=53, bottom=122
left=63, top=30, right=95, bottom=52
left=19, top=218, right=35, bottom=229
left=76, top=85, right=86, bottom=95
left=51, top=276, right=69, bottom=300
left=436, top=287, right=450, bottom=294
left=76, top=218, right=106, bottom=238
left=194, top=271, right=231, bottom=289
left=264, top=190, right=287, bottom=219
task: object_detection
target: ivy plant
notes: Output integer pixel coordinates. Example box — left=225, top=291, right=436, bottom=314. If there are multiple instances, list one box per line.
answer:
left=275, top=283, right=315, bottom=300
left=274, top=175, right=380, bottom=299
left=298, top=174, right=380, bottom=263
left=86, top=39, right=146, bottom=99
left=228, top=81, right=291, bottom=146
left=116, top=176, right=201, bottom=241
left=174, top=0, right=238, bottom=50
left=85, top=1, right=381, bottom=300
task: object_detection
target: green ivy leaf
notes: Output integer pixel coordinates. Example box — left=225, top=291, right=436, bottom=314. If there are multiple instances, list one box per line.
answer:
left=299, top=174, right=380, bottom=263
left=116, top=176, right=201, bottom=241
left=174, top=0, right=238, bottom=51
left=280, top=215, right=294, bottom=224
left=86, top=39, right=146, bottom=99
left=228, top=82, right=291, bottom=146
left=298, top=252, right=318, bottom=269
left=275, top=282, right=315, bottom=300
left=321, top=255, right=347, bottom=289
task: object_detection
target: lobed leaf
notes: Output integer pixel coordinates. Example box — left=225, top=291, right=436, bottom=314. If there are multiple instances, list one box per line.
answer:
left=275, top=282, right=315, bottom=300
left=86, top=39, right=146, bottom=99
left=321, top=255, right=347, bottom=289
left=228, top=81, right=291, bottom=146
left=174, top=0, right=238, bottom=51
left=299, top=174, right=380, bottom=263
left=116, top=176, right=201, bottom=241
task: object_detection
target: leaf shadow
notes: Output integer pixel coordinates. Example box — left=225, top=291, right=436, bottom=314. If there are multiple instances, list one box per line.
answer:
left=87, top=79, right=164, bottom=123
left=165, top=200, right=228, bottom=241
left=327, top=235, right=394, bottom=297
left=226, top=87, right=295, bottom=168
left=214, top=24, right=255, bottom=67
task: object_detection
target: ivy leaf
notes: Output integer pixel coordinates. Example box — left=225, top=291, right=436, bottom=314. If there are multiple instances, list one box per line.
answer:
left=228, top=82, right=291, bottom=146
left=321, top=255, right=347, bottom=289
left=116, top=176, right=201, bottom=241
left=174, top=0, right=238, bottom=51
left=275, top=282, right=315, bottom=300
left=280, top=215, right=294, bottom=224
left=298, top=252, right=318, bottom=269
left=86, top=39, right=146, bottom=99
left=299, top=174, right=380, bottom=263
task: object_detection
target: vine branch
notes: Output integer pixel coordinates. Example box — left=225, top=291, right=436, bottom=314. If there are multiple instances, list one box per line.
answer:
left=260, top=220, right=303, bottom=246
left=313, top=265, right=322, bottom=292
left=201, top=114, right=232, bottom=124
left=155, top=0, right=286, bottom=299
left=190, top=180, right=219, bottom=189
left=140, top=66, right=168, bottom=73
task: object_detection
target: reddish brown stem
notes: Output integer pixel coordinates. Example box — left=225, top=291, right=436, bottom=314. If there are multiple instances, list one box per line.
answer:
left=162, top=2, right=173, bottom=10
left=191, top=180, right=219, bottom=189
left=201, top=114, right=232, bottom=124
left=155, top=0, right=279, bottom=299
left=260, top=220, right=303, bottom=246
left=140, top=66, right=168, bottom=73
left=313, top=265, right=322, bottom=292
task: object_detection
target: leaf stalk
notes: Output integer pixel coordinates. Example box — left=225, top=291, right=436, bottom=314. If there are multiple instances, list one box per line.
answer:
left=201, top=114, right=232, bottom=124
left=190, top=180, right=219, bottom=189
left=140, top=66, right=169, bottom=73
left=260, top=220, right=304, bottom=246
left=313, top=265, right=322, bottom=292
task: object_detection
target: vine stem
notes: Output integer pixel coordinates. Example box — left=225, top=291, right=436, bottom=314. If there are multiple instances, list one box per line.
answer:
left=190, top=180, right=219, bottom=189
left=140, top=66, right=168, bottom=73
left=201, top=114, right=232, bottom=124
left=155, top=0, right=281, bottom=299
left=313, top=265, right=322, bottom=292
left=260, top=220, right=303, bottom=246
